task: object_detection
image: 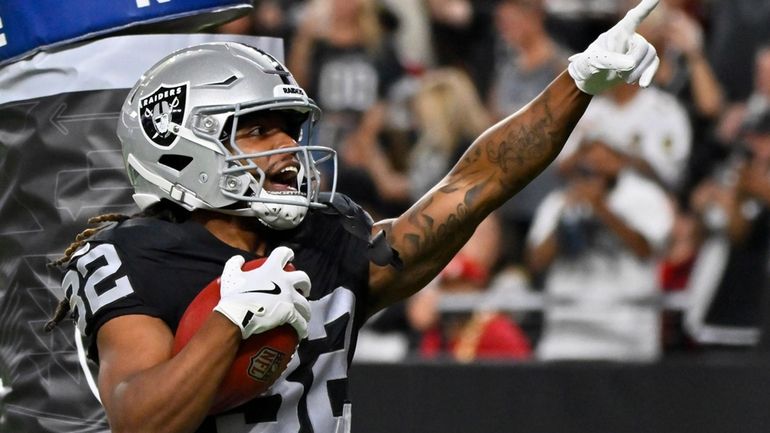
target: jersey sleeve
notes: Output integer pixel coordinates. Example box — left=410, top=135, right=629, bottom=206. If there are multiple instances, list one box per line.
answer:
left=61, top=240, right=161, bottom=351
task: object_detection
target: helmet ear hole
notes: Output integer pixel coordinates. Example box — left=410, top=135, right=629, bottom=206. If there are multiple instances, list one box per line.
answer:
left=158, top=154, right=194, bottom=172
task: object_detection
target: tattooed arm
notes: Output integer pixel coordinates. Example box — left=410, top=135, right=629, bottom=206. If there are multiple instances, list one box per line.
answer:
left=365, top=0, right=662, bottom=313
left=366, top=72, right=591, bottom=313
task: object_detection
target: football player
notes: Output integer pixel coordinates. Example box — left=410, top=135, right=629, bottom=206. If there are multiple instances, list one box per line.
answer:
left=48, top=1, right=661, bottom=432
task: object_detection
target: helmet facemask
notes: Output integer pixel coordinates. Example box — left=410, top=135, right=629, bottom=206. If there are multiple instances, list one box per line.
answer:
left=118, top=42, right=338, bottom=231
left=213, top=105, right=337, bottom=229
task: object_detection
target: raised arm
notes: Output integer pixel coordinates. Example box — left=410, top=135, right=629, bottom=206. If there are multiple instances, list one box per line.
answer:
left=366, top=0, right=662, bottom=313
left=367, top=73, right=588, bottom=310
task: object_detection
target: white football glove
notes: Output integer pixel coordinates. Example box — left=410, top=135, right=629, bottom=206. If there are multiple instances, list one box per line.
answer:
left=214, top=246, right=312, bottom=340
left=568, top=0, right=661, bottom=95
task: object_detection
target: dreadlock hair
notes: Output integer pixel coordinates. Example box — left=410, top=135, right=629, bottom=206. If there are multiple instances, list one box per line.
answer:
left=45, top=200, right=191, bottom=332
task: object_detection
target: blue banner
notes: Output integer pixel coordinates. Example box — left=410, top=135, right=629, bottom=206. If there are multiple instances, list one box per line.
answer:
left=0, top=0, right=252, bottom=66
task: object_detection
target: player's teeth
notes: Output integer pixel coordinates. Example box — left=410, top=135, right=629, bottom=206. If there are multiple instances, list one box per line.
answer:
left=280, top=166, right=298, bottom=174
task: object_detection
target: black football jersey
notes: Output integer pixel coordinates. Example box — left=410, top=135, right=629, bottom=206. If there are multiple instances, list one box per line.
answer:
left=62, top=194, right=373, bottom=433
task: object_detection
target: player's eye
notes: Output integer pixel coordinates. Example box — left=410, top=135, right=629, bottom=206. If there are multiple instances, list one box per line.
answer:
left=236, top=125, right=267, bottom=140
left=246, top=125, right=267, bottom=137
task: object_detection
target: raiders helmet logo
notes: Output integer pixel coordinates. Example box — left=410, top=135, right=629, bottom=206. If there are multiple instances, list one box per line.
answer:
left=139, top=83, right=188, bottom=147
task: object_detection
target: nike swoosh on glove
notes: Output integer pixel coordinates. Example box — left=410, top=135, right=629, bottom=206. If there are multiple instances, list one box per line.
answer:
left=214, top=246, right=312, bottom=340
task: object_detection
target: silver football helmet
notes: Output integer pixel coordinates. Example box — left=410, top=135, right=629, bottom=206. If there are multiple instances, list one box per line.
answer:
left=117, top=42, right=337, bottom=230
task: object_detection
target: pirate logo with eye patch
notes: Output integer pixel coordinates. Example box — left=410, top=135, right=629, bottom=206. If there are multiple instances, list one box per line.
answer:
left=139, top=83, right=188, bottom=147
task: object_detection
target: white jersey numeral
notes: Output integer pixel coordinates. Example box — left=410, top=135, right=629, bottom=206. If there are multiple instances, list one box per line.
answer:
left=212, top=288, right=356, bottom=433
left=64, top=243, right=134, bottom=334
left=75, top=244, right=133, bottom=313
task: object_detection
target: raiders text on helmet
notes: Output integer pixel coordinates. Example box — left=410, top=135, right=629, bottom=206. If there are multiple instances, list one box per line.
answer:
left=117, top=42, right=337, bottom=229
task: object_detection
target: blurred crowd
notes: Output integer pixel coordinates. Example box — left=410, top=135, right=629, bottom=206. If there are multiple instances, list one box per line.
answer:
left=217, top=0, right=770, bottom=363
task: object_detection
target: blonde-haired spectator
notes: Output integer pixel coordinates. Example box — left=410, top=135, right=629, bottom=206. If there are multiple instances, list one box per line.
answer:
left=347, top=67, right=492, bottom=203
left=408, top=68, right=492, bottom=198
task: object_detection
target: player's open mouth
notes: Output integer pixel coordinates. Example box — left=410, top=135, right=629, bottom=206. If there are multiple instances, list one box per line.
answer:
left=264, top=162, right=303, bottom=195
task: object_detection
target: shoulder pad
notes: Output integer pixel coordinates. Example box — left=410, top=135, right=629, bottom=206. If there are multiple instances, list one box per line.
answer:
left=89, top=217, right=186, bottom=251
left=316, top=192, right=401, bottom=268
left=316, top=192, right=373, bottom=240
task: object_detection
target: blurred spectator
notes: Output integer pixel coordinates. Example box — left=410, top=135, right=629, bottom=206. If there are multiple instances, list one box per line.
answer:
left=408, top=214, right=533, bottom=362
left=490, top=0, right=570, bottom=118
left=561, top=83, right=692, bottom=196
left=718, top=46, right=770, bottom=146
left=658, top=209, right=702, bottom=352
left=353, top=300, right=413, bottom=362
left=425, top=0, right=497, bottom=97
left=527, top=140, right=674, bottom=361
left=352, top=68, right=502, bottom=363
left=288, top=0, right=405, bottom=211
left=379, top=0, right=434, bottom=72
left=684, top=112, right=770, bottom=348
left=644, top=0, right=723, bottom=119
left=701, top=51, right=770, bottom=352
left=709, top=0, right=770, bottom=103
left=636, top=0, right=725, bottom=194
left=218, top=0, right=300, bottom=42
left=490, top=0, right=571, bottom=270
left=660, top=211, right=702, bottom=293
left=407, top=68, right=492, bottom=198
left=543, top=0, right=619, bottom=53
left=348, top=67, right=492, bottom=204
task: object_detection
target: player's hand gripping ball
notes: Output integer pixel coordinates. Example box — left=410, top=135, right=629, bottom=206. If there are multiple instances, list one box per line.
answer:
left=172, top=257, right=304, bottom=414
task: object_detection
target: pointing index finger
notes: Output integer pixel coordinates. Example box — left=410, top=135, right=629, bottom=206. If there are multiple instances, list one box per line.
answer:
left=618, top=0, right=660, bottom=33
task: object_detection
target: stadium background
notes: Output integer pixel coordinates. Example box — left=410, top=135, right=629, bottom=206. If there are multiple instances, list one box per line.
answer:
left=2, top=0, right=770, bottom=432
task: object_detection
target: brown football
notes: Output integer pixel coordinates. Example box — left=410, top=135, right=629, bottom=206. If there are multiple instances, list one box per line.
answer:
left=172, top=258, right=300, bottom=414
